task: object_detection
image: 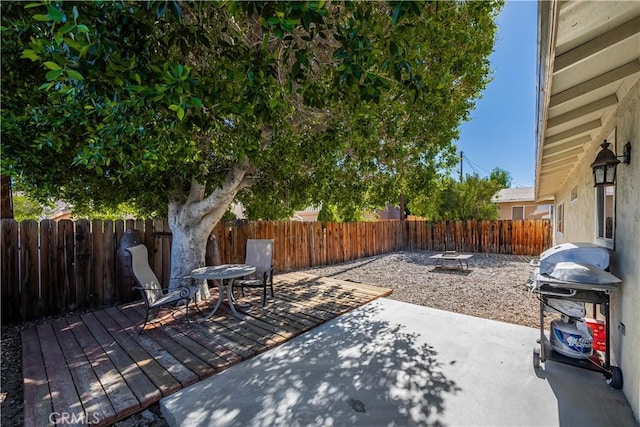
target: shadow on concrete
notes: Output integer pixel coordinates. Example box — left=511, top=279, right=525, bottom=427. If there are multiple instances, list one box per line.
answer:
left=539, top=359, right=636, bottom=426
left=163, top=303, right=461, bottom=426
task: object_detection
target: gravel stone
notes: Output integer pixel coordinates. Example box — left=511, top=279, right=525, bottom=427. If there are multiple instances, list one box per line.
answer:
left=302, top=250, right=540, bottom=328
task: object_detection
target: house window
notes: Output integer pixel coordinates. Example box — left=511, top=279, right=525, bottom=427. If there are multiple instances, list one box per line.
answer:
left=595, top=185, right=615, bottom=248
left=570, top=186, right=578, bottom=203
left=512, top=206, right=524, bottom=220
left=556, top=203, right=564, bottom=235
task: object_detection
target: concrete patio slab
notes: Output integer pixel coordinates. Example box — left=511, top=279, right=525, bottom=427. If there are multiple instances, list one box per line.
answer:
left=161, top=298, right=636, bottom=426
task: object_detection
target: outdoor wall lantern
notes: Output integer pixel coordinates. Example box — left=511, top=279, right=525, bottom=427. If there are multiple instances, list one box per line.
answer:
left=590, top=140, right=631, bottom=187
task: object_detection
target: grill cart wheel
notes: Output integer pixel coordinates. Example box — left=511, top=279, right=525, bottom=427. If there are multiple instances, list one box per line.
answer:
left=606, top=366, right=623, bottom=389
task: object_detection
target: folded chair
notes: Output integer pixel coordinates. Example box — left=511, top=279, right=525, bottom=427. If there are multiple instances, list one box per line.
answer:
left=126, top=244, right=198, bottom=332
left=233, top=239, right=274, bottom=307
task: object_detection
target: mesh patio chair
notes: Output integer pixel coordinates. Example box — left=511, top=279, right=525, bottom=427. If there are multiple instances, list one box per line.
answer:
left=126, top=244, right=198, bottom=332
left=233, top=239, right=274, bottom=306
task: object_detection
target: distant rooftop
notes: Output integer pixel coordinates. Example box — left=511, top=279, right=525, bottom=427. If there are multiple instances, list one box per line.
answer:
left=492, top=187, right=535, bottom=203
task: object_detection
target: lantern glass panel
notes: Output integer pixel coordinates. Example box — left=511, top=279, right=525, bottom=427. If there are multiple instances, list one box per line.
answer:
left=605, top=164, right=616, bottom=184
left=594, top=167, right=605, bottom=185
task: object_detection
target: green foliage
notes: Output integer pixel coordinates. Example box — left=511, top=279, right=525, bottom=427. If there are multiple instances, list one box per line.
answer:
left=489, top=167, right=511, bottom=188
left=410, top=168, right=511, bottom=220
left=12, top=193, right=49, bottom=221
left=317, top=204, right=340, bottom=223
left=317, top=203, right=365, bottom=223
left=70, top=202, right=158, bottom=220
left=2, top=1, right=502, bottom=222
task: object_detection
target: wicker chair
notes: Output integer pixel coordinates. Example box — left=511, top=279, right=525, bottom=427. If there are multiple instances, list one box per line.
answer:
left=126, top=244, right=198, bottom=332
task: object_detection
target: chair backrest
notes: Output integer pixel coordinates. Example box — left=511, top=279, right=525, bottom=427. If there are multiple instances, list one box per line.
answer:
left=126, top=244, right=163, bottom=305
left=245, top=239, right=273, bottom=275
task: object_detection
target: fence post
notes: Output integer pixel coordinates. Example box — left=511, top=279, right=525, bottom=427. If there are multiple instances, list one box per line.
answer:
left=20, top=220, right=39, bottom=320
left=40, top=219, right=56, bottom=316
left=1, top=219, right=19, bottom=322
left=75, top=219, right=92, bottom=309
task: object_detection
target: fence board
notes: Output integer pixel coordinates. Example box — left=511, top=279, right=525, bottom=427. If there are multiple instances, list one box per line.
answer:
left=40, top=220, right=56, bottom=316
left=1, top=218, right=551, bottom=322
left=75, top=220, right=92, bottom=308
left=1, top=219, right=19, bottom=322
left=21, top=220, right=39, bottom=319
left=103, top=220, right=115, bottom=305
left=92, top=220, right=104, bottom=307
left=58, top=220, right=75, bottom=313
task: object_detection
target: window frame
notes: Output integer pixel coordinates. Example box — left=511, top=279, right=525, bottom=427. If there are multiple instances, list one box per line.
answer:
left=570, top=186, right=578, bottom=204
left=511, top=206, right=525, bottom=220
left=595, top=185, right=615, bottom=249
left=556, top=202, right=564, bottom=236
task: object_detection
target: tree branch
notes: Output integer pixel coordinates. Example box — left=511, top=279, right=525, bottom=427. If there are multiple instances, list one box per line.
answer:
left=191, top=157, right=251, bottom=220
left=186, top=179, right=206, bottom=205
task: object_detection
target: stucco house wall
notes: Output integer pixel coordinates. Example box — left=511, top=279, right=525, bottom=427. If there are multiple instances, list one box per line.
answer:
left=497, top=202, right=547, bottom=220
left=552, top=78, right=639, bottom=419
left=493, top=187, right=552, bottom=220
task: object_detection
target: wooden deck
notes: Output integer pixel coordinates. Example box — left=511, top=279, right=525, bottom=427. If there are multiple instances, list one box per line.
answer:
left=22, top=273, right=392, bottom=427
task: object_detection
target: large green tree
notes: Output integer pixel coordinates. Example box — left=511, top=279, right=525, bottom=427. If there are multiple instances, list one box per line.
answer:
left=409, top=167, right=511, bottom=220
left=2, top=1, right=501, bottom=296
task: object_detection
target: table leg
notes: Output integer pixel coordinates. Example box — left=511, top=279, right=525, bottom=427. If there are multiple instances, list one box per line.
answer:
left=200, top=280, right=224, bottom=321
left=226, top=278, right=245, bottom=320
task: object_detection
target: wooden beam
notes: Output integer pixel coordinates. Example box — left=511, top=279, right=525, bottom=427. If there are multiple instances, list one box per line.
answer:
left=550, top=61, right=640, bottom=108
left=554, top=17, right=640, bottom=73
left=542, top=155, right=579, bottom=170
left=547, top=95, right=617, bottom=129
left=543, top=146, right=584, bottom=162
left=538, top=178, right=567, bottom=196
left=545, top=119, right=601, bottom=147
left=540, top=168, right=570, bottom=178
left=541, top=159, right=575, bottom=174
left=543, top=135, right=591, bottom=156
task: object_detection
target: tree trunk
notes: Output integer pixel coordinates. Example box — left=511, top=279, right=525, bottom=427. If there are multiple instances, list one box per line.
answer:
left=169, top=220, right=212, bottom=301
left=166, top=161, right=251, bottom=300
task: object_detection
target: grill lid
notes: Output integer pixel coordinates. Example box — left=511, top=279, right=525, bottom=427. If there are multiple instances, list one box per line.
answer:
left=547, top=262, right=621, bottom=285
left=539, top=242, right=610, bottom=275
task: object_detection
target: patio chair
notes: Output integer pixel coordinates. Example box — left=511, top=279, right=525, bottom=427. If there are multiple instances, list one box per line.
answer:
left=126, top=244, right=198, bottom=332
left=233, top=239, right=274, bottom=306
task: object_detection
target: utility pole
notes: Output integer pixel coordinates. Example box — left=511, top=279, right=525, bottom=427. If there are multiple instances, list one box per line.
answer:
left=459, top=151, right=463, bottom=182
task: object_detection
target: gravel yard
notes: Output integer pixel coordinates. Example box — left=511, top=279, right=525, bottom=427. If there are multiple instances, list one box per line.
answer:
left=1, top=250, right=540, bottom=426
left=302, top=250, right=540, bottom=328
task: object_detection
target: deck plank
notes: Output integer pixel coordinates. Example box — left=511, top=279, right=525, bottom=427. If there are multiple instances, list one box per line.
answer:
left=66, top=315, right=140, bottom=421
left=117, top=306, right=217, bottom=378
left=80, top=312, right=160, bottom=407
left=22, top=274, right=392, bottom=426
left=128, top=303, right=242, bottom=369
left=22, top=327, right=54, bottom=427
left=51, top=318, right=117, bottom=426
left=35, top=323, right=85, bottom=426
left=104, top=307, right=200, bottom=388
left=92, top=310, right=181, bottom=397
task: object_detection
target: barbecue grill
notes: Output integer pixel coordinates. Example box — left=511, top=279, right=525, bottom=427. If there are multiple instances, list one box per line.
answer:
left=528, top=242, right=623, bottom=389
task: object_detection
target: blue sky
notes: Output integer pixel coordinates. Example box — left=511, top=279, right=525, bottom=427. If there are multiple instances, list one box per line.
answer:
left=455, top=1, right=538, bottom=188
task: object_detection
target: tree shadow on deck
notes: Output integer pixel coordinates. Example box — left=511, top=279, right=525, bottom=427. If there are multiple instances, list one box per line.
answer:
left=162, top=303, right=461, bottom=426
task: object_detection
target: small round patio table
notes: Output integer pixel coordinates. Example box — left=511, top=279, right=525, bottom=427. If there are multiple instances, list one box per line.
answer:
left=190, top=264, right=256, bottom=320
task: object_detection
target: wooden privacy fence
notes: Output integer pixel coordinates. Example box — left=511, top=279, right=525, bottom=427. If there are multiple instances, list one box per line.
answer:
left=1, top=218, right=551, bottom=322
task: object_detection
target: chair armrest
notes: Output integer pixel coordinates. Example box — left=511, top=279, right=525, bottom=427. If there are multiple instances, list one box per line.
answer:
left=133, top=285, right=194, bottom=297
